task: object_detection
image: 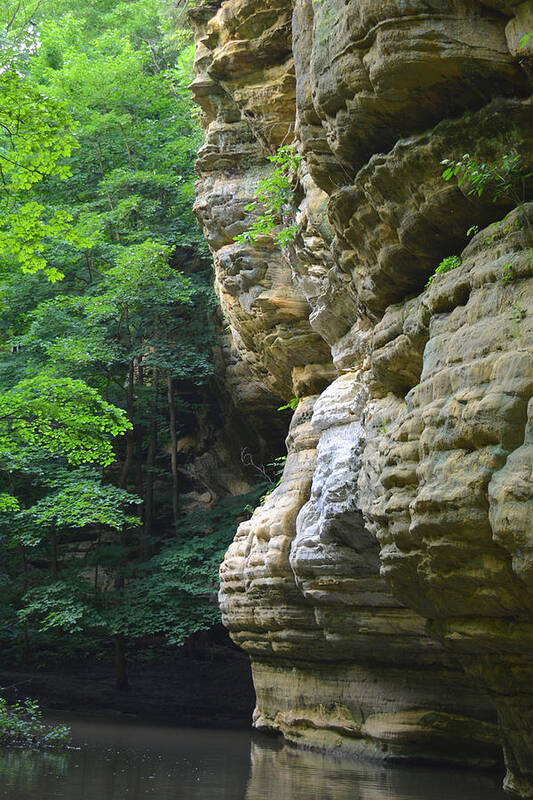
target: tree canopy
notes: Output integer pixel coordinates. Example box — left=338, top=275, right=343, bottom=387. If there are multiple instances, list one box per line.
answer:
left=0, top=0, right=253, bottom=688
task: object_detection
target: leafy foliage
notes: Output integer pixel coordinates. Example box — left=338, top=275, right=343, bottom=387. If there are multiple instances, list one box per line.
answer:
left=234, top=144, right=302, bottom=246
left=22, top=470, right=141, bottom=532
left=0, top=374, right=131, bottom=467
left=501, top=263, right=515, bottom=282
left=0, top=0, right=228, bottom=685
left=425, top=255, right=461, bottom=289
left=277, top=397, right=299, bottom=411
left=441, top=151, right=532, bottom=204
left=441, top=145, right=533, bottom=258
left=258, top=456, right=287, bottom=504
left=119, top=487, right=267, bottom=643
left=0, top=493, right=18, bottom=512
left=18, top=487, right=263, bottom=647
left=0, top=70, right=78, bottom=280
left=0, top=697, right=70, bottom=748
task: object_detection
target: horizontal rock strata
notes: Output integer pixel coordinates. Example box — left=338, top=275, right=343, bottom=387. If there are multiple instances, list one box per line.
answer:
left=191, top=0, right=533, bottom=791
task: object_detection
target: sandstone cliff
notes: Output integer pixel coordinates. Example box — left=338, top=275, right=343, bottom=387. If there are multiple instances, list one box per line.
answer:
left=191, top=0, right=533, bottom=793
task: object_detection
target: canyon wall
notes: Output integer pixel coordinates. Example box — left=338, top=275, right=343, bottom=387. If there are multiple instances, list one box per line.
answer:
left=191, top=0, right=533, bottom=793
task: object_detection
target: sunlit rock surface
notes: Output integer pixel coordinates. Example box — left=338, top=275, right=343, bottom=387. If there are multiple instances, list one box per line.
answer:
left=191, top=0, right=533, bottom=790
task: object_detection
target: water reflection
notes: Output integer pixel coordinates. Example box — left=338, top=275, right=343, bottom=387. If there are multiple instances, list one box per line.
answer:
left=0, top=749, right=68, bottom=791
left=246, top=741, right=507, bottom=800
left=0, top=714, right=508, bottom=800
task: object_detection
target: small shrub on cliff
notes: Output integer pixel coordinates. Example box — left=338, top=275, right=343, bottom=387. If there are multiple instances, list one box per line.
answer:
left=234, top=145, right=302, bottom=247
left=501, top=262, right=515, bottom=281
left=425, top=255, right=461, bottom=288
left=441, top=151, right=531, bottom=203
left=259, top=456, right=287, bottom=503
left=441, top=148, right=533, bottom=246
left=278, top=397, right=299, bottom=411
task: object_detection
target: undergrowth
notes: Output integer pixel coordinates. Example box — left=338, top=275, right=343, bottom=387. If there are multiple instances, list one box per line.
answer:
left=0, top=697, right=70, bottom=748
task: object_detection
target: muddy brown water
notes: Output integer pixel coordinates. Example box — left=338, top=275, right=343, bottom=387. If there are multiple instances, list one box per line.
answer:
left=0, top=714, right=509, bottom=799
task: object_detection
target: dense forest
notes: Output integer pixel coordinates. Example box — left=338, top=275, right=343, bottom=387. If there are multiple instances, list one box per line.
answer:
left=0, top=0, right=269, bottom=693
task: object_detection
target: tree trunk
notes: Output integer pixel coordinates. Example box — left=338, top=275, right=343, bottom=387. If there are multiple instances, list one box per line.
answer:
left=134, top=422, right=144, bottom=501
left=50, top=521, right=58, bottom=577
left=114, top=634, right=130, bottom=691
left=96, top=137, right=120, bottom=243
left=94, top=527, right=101, bottom=600
left=113, top=521, right=129, bottom=689
left=21, top=545, right=30, bottom=658
left=115, top=351, right=134, bottom=690
left=134, top=357, right=144, bottom=500
left=119, top=360, right=135, bottom=490
left=167, top=374, right=179, bottom=525
left=143, top=368, right=158, bottom=552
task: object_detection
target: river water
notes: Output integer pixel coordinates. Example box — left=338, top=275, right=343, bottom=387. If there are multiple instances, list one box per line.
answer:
left=0, top=714, right=509, bottom=800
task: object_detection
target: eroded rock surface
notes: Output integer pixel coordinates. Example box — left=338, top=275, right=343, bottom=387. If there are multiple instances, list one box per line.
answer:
left=191, top=0, right=533, bottom=791
left=361, top=206, right=533, bottom=790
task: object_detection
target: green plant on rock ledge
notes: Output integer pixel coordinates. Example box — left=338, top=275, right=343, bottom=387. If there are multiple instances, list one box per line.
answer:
left=510, top=302, right=527, bottom=339
left=425, top=255, right=461, bottom=288
left=278, top=397, right=299, bottom=412
left=441, top=150, right=531, bottom=204
left=234, top=144, right=302, bottom=247
left=439, top=145, right=533, bottom=297
left=501, top=262, right=515, bottom=281
left=258, top=456, right=287, bottom=505
left=441, top=149, right=533, bottom=243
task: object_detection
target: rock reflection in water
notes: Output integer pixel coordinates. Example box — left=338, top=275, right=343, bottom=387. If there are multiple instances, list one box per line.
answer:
left=0, top=715, right=508, bottom=800
left=246, top=739, right=508, bottom=800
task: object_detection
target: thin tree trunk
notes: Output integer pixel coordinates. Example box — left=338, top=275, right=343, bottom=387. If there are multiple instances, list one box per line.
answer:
left=115, top=334, right=134, bottom=689
left=94, top=526, right=101, bottom=600
left=112, top=523, right=130, bottom=691
left=143, top=367, right=158, bottom=552
left=113, top=521, right=129, bottom=690
left=134, top=423, right=144, bottom=500
left=21, top=545, right=30, bottom=658
left=119, top=429, right=134, bottom=491
left=50, top=521, right=58, bottom=577
left=119, top=360, right=135, bottom=491
left=134, top=358, right=144, bottom=501
left=167, top=374, right=179, bottom=525
left=95, top=137, right=120, bottom=242
left=113, top=634, right=129, bottom=691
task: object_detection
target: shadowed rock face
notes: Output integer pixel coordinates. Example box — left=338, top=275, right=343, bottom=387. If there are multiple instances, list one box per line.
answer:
left=360, top=205, right=533, bottom=790
left=191, top=0, right=533, bottom=791
left=295, top=0, right=529, bottom=188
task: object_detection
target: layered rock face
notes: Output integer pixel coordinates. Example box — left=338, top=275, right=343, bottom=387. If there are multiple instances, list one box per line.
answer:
left=191, top=0, right=533, bottom=792
left=221, top=385, right=500, bottom=765
left=360, top=203, right=533, bottom=791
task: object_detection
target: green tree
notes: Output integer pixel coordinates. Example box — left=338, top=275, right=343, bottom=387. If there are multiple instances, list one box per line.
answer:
left=0, top=373, right=131, bottom=467
left=17, top=486, right=264, bottom=683
left=0, top=372, right=132, bottom=671
left=0, top=38, right=79, bottom=278
left=0, top=0, right=232, bottom=685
